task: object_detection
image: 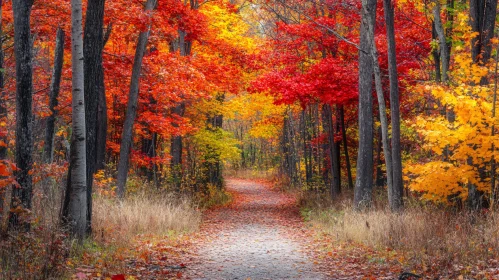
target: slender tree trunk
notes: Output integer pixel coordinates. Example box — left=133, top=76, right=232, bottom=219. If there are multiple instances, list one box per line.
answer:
left=302, top=109, right=313, bottom=183
left=383, top=0, right=403, bottom=211
left=363, top=0, right=394, bottom=206
left=432, top=22, right=442, bottom=83
left=9, top=0, right=34, bottom=231
left=83, top=0, right=106, bottom=234
left=354, top=0, right=376, bottom=210
left=65, top=0, right=87, bottom=240
left=433, top=1, right=449, bottom=83
left=204, top=93, right=224, bottom=188
left=170, top=103, right=185, bottom=190
left=0, top=0, right=6, bottom=230
left=44, top=28, right=65, bottom=164
left=375, top=126, right=384, bottom=188
left=324, top=104, right=340, bottom=197
left=170, top=27, right=192, bottom=190
left=116, top=0, right=156, bottom=198
left=321, top=106, right=330, bottom=184
left=339, top=106, right=354, bottom=189
left=491, top=39, right=498, bottom=208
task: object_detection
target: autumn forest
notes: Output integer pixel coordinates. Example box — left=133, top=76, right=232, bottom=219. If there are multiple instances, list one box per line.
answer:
left=1, top=0, right=499, bottom=279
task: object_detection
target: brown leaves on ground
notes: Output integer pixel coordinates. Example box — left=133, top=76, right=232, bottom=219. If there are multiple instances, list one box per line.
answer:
left=71, top=179, right=499, bottom=279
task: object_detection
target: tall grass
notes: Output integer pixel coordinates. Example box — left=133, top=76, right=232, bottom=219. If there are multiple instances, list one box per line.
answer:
left=92, top=192, right=201, bottom=244
left=1, top=172, right=203, bottom=279
left=301, top=191, right=499, bottom=266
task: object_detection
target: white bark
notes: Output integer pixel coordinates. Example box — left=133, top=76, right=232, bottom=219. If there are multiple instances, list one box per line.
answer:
left=69, top=0, right=87, bottom=239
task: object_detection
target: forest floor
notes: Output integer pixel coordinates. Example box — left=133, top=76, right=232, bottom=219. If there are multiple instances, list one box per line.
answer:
left=85, top=179, right=465, bottom=279
left=187, top=179, right=325, bottom=279
left=115, top=179, right=414, bottom=279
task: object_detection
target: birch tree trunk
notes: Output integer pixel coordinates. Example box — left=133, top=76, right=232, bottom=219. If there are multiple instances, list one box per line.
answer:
left=9, top=0, right=34, bottom=230
left=116, top=0, right=157, bottom=198
left=354, top=0, right=376, bottom=210
left=65, top=0, right=88, bottom=240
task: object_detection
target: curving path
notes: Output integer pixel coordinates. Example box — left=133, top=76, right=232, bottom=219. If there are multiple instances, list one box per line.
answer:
left=190, top=179, right=325, bottom=280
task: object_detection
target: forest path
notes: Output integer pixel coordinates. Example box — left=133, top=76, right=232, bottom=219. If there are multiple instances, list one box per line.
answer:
left=189, top=179, right=326, bottom=279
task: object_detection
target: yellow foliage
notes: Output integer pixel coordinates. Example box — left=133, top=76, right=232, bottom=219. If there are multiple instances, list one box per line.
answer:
left=405, top=10, right=498, bottom=203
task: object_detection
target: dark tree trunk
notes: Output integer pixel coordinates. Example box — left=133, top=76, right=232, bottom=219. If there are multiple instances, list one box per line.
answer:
left=469, top=0, right=497, bottom=67
left=383, top=0, right=403, bottom=211
left=334, top=107, right=341, bottom=192
left=375, top=126, right=384, bottom=188
left=282, top=108, right=299, bottom=185
left=142, top=131, right=158, bottom=186
left=116, top=0, right=156, bottom=198
left=170, top=28, right=192, bottom=190
left=468, top=0, right=497, bottom=209
left=44, top=28, right=65, bottom=164
left=170, top=103, right=185, bottom=190
left=204, top=93, right=224, bottom=189
left=9, top=0, right=34, bottom=231
left=354, top=0, right=376, bottom=210
left=339, top=106, right=354, bottom=190
left=0, top=0, right=6, bottom=230
left=323, top=104, right=340, bottom=197
left=83, top=0, right=106, bottom=233
left=321, top=106, right=330, bottom=184
left=301, top=110, right=313, bottom=183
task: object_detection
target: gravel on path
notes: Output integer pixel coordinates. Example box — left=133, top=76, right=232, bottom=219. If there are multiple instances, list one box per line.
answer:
left=190, top=179, right=326, bottom=280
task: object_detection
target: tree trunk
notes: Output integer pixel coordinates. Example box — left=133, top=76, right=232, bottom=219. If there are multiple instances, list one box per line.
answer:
left=324, top=104, right=340, bottom=197
left=83, top=0, right=106, bottom=234
left=282, top=107, right=299, bottom=186
left=339, top=106, right=354, bottom=190
left=9, top=0, right=34, bottom=231
left=362, top=0, right=394, bottom=209
left=354, top=0, right=376, bottom=210
left=170, top=28, right=191, bottom=190
left=375, top=126, right=384, bottom=188
left=65, top=0, right=88, bottom=240
left=383, top=0, right=403, bottom=211
left=170, top=103, right=185, bottom=191
left=469, top=0, right=497, bottom=67
left=433, top=1, right=449, bottom=83
left=0, top=0, right=6, bottom=230
left=432, top=22, right=442, bottom=83
left=44, top=28, right=65, bottom=164
left=467, top=0, right=497, bottom=208
left=491, top=39, right=499, bottom=208
left=301, top=110, right=313, bottom=183
left=204, top=93, right=224, bottom=189
left=116, top=0, right=156, bottom=198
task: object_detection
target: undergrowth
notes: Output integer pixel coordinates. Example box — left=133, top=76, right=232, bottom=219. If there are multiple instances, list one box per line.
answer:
left=0, top=172, right=219, bottom=279
left=299, top=188, right=499, bottom=275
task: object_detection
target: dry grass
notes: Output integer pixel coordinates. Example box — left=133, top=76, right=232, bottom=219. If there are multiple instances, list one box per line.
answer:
left=92, top=192, right=201, bottom=244
left=224, top=168, right=277, bottom=181
left=301, top=191, right=499, bottom=266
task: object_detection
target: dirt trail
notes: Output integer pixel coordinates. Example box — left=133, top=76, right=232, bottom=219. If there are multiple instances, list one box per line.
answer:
left=190, top=179, right=325, bottom=280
